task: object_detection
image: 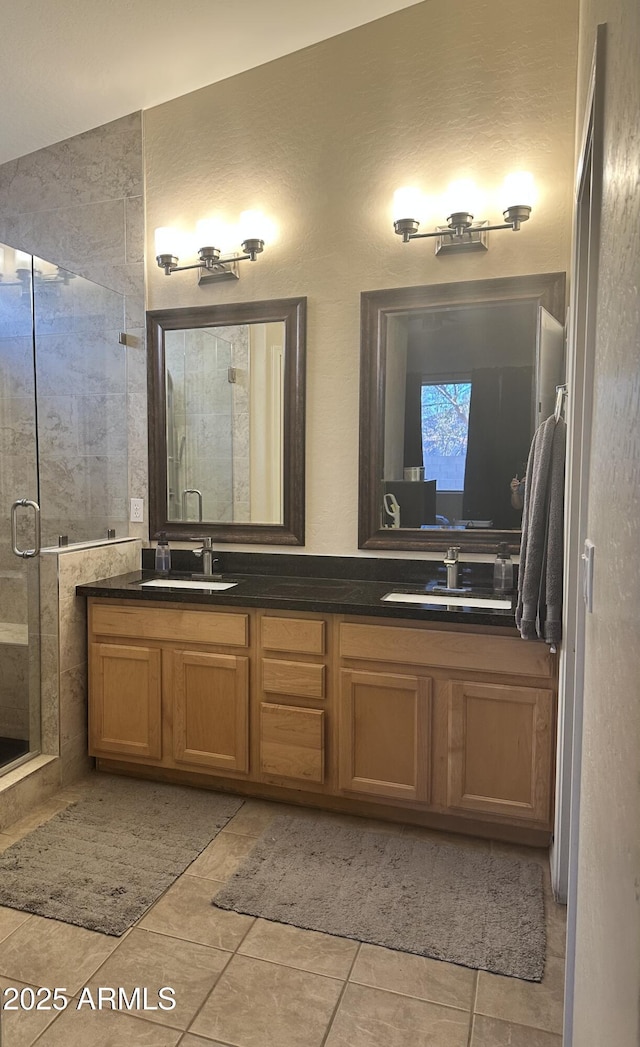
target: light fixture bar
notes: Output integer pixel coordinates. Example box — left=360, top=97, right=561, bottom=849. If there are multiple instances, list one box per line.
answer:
left=395, top=207, right=531, bottom=244
left=155, top=216, right=270, bottom=282
left=392, top=175, right=534, bottom=255
left=156, top=243, right=264, bottom=277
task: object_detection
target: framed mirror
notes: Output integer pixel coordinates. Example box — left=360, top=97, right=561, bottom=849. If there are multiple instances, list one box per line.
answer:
left=359, top=273, right=566, bottom=552
left=147, top=297, right=306, bottom=544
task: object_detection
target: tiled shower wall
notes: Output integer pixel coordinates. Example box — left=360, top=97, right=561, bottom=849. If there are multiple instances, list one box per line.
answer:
left=0, top=113, right=147, bottom=542
left=164, top=324, right=250, bottom=523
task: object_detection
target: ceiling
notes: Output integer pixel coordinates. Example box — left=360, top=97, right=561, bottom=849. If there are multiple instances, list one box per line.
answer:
left=0, top=0, right=424, bottom=165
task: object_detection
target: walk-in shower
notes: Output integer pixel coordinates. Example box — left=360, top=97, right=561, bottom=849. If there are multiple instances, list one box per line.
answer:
left=0, top=243, right=127, bottom=775
left=164, top=327, right=235, bottom=522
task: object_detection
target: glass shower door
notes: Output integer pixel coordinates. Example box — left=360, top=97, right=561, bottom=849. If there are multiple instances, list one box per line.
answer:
left=0, top=246, right=127, bottom=776
left=33, top=257, right=127, bottom=545
left=0, top=244, right=41, bottom=772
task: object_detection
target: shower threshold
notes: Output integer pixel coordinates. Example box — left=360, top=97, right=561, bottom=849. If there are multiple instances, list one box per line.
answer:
left=0, top=744, right=37, bottom=778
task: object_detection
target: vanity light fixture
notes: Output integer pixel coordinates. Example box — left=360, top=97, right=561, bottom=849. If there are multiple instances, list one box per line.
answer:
left=392, top=172, right=535, bottom=255
left=154, top=210, right=272, bottom=285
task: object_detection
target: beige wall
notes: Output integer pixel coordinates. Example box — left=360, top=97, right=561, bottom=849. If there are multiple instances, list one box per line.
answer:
left=145, top=0, right=579, bottom=556
left=571, top=1, right=640, bottom=1044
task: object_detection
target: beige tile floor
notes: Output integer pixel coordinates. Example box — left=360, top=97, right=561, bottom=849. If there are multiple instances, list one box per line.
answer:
left=0, top=776, right=567, bottom=1046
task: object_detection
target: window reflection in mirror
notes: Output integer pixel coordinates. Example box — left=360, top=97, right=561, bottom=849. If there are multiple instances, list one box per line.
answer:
left=360, top=274, right=566, bottom=552
left=147, top=297, right=306, bottom=545
left=384, top=302, right=545, bottom=531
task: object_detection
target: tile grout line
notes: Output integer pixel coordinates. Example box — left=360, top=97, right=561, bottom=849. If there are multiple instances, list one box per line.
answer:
left=174, top=944, right=236, bottom=1041
left=0, top=982, right=71, bottom=1047
left=220, top=945, right=352, bottom=983
left=318, top=940, right=362, bottom=1047
left=0, top=913, right=38, bottom=973
left=175, top=869, right=259, bottom=1042
left=27, top=1002, right=187, bottom=1045
left=466, top=971, right=479, bottom=1046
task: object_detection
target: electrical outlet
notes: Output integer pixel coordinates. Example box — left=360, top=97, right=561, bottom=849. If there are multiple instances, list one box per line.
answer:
left=130, top=498, right=144, bottom=523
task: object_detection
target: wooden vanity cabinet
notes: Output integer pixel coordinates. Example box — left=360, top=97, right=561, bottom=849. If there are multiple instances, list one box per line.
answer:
left=87, top=598, right=557, bottom=841
left=88, top=601, right=250, bottom=775
left=338, top=618, right=557, bottom=832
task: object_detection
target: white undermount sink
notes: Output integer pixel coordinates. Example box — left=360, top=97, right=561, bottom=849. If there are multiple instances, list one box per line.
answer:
left=381, top=591, right=512, bottom=610
left=141, top=579, right=238, bottom=591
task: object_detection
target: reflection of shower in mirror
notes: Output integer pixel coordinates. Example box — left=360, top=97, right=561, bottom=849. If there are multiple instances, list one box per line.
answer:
left=164, top=321, right=286, bottom=526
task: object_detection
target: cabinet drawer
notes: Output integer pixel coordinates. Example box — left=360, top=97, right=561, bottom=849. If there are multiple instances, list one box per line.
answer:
left=340, top=622, right=553, bottom=678
left=260, top=703, right=324, bottom=783
left=261, top=615, right=325, bottom=655
left=262, top=658, right=325, bottom=700
left=92, top=604, right=249, bottom=647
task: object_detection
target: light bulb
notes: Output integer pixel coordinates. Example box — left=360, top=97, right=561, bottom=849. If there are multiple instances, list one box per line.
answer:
left=36, top=258, right=57, bottom=277
left=392, top=186, right=423, bottom=223
left=154, top=227, right=179, bottom=259
left=502, top=171, right=536, bottom=210
left=444, top=179, right=483, bottom=219
left=239, top=210, right=273, bottom=246
left=196, top=217, right=228, bottom=251
left=15, top=250, right=31, bottom=272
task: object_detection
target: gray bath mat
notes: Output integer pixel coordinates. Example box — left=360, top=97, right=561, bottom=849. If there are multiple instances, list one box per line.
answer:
left=0, top=775, right=243, bottom=936
left=213, top=816, right=546, bottom=981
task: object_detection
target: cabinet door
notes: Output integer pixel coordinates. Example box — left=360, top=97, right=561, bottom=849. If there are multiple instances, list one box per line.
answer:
left=172, top=650, right=249, bottom=773
left=89, top=642, right=162, bottom=760
left=446, top=679, right=554, bottom=823
left=339, top=669, right=431, bottom=803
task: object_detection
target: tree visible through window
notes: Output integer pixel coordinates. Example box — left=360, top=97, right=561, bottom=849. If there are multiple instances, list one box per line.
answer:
left=421, top=382, right=472, bottom=491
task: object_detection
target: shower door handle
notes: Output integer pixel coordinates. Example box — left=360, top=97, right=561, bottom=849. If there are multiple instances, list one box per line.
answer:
left=182, top=489, right=203, bottom=522
left=11, top=499, right=41, bottom=558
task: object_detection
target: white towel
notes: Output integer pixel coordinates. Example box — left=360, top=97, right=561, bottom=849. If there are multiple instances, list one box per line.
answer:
left=516, top=415, right=566, bottom=643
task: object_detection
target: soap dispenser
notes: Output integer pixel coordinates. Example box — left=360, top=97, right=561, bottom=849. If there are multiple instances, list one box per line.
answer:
left=493, top=542, right=513, bottom=593
left=155, top=532, right=171, bottom=576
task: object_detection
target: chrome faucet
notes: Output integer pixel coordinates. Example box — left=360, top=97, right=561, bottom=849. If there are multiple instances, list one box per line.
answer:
left=444, top=546, right=460, bottom=589
left=192, top=537, right=221, bottom=580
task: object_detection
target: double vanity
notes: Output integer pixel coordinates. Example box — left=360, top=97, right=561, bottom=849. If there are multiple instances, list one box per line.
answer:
left=78, top=271, right=564, bottom=848
left=78, top=553, right=557, bottom=847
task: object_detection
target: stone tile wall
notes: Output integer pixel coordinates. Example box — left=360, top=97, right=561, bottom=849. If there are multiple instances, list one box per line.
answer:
left=39, top=538, right=142, bottom=787
left=0, top=114, right=147, bottom=543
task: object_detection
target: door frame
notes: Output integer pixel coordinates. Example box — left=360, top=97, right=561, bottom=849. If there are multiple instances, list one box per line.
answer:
left=551, top=23, right=606, bottom=1046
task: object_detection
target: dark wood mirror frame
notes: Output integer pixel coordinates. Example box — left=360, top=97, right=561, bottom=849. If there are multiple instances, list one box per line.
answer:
left=359, top=272, right=566, bottom=553
left=147, top=296, right=306, bottom=545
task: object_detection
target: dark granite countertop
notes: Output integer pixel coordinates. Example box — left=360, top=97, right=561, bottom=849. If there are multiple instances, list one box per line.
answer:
left=76, top=567, right=518, bottom=630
